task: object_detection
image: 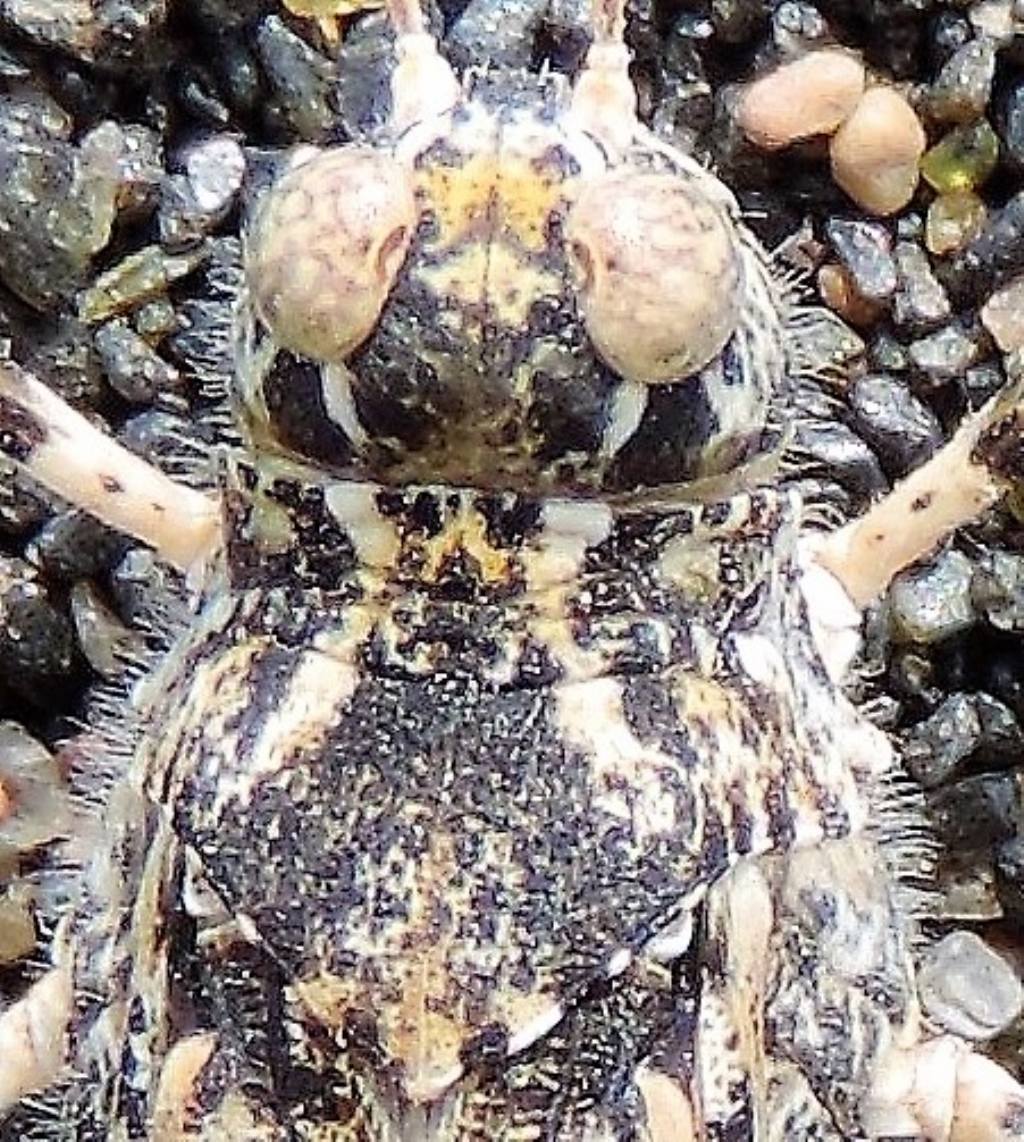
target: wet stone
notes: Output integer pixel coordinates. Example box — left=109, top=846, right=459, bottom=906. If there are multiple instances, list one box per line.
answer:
left=981, top=276, right=1024, bottom=353
left=936, top=850, right=1004, bottom=923
left=847, top=372, right=942, bottom=475
left=79, top=245, right=206, bottom=325
left=133, top=299, right=178, bottom=342
left=792, top=420, right=887, bottom=499
left=70, top=580, right=143, bottom=679
left=995, top=836, right=1024, bottom=921
left=0, top=721, right=69, bottom=858
left=95, top=318, right=182, bottom=404
left=109, top=546, right=181, bottom=628
left=893, top=241, right=951, bottom=329
left=890, top=548, right=975, bottom=644
left=0, top=555, right=77, bottom=707
left=185, top=135, right=246, bottom=215
left=902, top=692, right=982, bottom=788
left=919, top=931, right=1024, bottom=1040
left=254, top=15, right=336, bottom=141
left=331, top=10, right=395, bottom=139
left=825, top=218, right=897, bottom=301
left=926, top=190, right=987, bottom=256
left=0, top=882, right=36, bottom=964
left=111, top=123, right=164, bottom=221
left=28, top=509, right=130, bottom=582
left=927, top=37, right=997, bottom=125
left=972, top=549, right=1024, bottom=631
left=770, top=1, right=829, bottom=54
left=944, top=191, right=1024, bottom=303
left=929, top=771, right=1022, bottom=850
left=0, top=0, right=168, bottom=66
left=971, top=1, right=1024, bottom=42
left=908, top=322, right=978, bottom=381
left=158, top=136, right=245, bottom=248
left=710, top=0, right=766, bottom=43
left=0, top=92, right=121, bottom=311
left=964, top=359, right=1009, bottom=408
left=1000, top=76, right=1024, bottom=168
left=0, top=459, right=49, bottom=536
left=929, top=10, right=972, bottom=67
left=920, top=120, right=1000, bottom=195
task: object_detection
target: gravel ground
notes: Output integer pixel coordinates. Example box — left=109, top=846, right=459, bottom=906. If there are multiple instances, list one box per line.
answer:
left=1, top=0, right=1023, bottom=1088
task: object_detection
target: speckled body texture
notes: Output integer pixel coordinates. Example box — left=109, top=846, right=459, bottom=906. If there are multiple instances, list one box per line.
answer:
left=4, top=9, right=1024, bottom=1141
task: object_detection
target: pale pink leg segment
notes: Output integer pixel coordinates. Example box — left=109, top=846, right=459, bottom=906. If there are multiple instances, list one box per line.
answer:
left=0, top=361, right=220, bottom=572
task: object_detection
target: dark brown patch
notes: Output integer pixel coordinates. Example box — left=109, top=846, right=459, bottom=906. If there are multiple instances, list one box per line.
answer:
left=910, top=491, right=933, bottom=512
left=974, top=406, right=1024, bottom=484
left=101, top=474, right=125, bottom=494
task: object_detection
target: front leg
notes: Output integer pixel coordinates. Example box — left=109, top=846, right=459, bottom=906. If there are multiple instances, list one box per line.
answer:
left=0, top=360, right=221, bottom=572
left=812, top=365, right=1024, bottom=608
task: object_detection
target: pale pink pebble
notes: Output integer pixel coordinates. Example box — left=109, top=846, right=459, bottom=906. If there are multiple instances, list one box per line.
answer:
left=829, top=86, right=926, bottom=217
left=736, top=49, right=866, bottom=150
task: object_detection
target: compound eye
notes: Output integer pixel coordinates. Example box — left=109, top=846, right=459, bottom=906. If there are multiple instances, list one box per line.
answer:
left=565, top=170, right=741, bottom=384
left=246, top=147, right=418, bottom=362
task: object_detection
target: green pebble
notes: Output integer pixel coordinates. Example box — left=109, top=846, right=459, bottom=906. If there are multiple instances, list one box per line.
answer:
left=921, top=120, right=1000, bottom=194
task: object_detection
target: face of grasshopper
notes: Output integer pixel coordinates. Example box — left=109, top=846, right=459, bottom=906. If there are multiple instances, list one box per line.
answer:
left=237, top=43, right=786, bottom=498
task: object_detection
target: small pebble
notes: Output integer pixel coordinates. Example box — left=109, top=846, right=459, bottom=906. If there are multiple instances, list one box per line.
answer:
left=79, top=244, right=206, bottom=324
left=929, top=770, right=1022, bottom=849
left=829, top=86, right=926, bottom=216
left=1000, top=76, right=1024, bottom=168
left=817, top=263, right=884, bottom=326
left=254, top=15, right=335, bottom=140
left=185, top=135, right=246, bottom=215
left=890, top=548, right=975, bottom=644
left=920, top=119, right=1000, bottom=194
left=981, top=276, right=1024, bottom=353
left=0, top=883, right=36, bottom=964
left=95, top=318, right=181, bottom=403
left=848, top=372, right=942, bottom=475
left=0, top=0, right=168, bottom=65
left=28, top=509, right=129, bottom=582
left=996, top=836, right=1024, bottom=921
left=925, top=189, right=988, bottom=255
left=945, top=190, right=1024, bottom=303
left=893, top=241, right=952, bottom=329
left=902, top=692, right=982, bottom=787
left=919, top=931, right=1023, bottom=1040
left=0, top=556, right=78, bottom=705
left=792, top=420, right=888, bottom=498
left=908, top=323, right=978, bottom=381
left=972, top=548, right=1024, bottom=629
left=937, top=851, right=1004, bottom=923
left=0, top=721, right=70, bottom=858
left=970, top=1, right=1023, bottom=43
left=825, top=218, right=897, bottom=301
left=736, top=48, right=865, bottom=150
left=927, top=37, right=997, bottom=125
left=770, top=1, right=829, bottom=55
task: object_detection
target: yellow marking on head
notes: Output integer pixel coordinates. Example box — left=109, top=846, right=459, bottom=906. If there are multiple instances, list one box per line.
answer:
left=414, top=152, right=567, bottom=328
left=418, top=152, right=566, bottom=252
